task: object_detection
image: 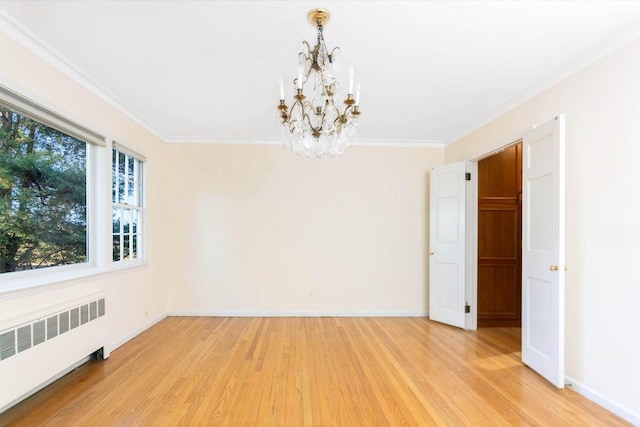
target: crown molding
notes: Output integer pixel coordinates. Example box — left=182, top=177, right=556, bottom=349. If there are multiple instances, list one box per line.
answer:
left=163, top=136, right=283, bottom=145
left=0, top=9, right=168, bottom=142
left=445, top=21, right=640, bottom=146
left=351, top=138, right=444, bottom=148
left=163, top=136, right=444, bottom=148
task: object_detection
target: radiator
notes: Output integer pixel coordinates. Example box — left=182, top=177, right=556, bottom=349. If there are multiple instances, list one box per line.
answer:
left=0, top=294, right=108, bottom=412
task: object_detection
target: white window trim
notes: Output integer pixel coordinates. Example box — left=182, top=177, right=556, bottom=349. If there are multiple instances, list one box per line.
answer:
left=110, top=141, right=146, bottom=266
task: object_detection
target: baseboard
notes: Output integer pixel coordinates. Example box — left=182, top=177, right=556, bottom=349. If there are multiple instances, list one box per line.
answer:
left=107, top=312, right=167, bottom=354
left=167, top=310, right=429, bottom=318
left=565, top=376, right=640, bottom=425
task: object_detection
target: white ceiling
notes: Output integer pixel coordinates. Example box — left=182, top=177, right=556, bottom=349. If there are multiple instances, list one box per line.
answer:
left=1, top=1, right=639, bottom=146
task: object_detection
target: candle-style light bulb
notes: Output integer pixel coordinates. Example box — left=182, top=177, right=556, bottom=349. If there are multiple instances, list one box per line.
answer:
left=297, top=64, right=304, bottom=90
left=279, top=77, right=284, bottom=100
left=355, top=83, right=361, bottom=106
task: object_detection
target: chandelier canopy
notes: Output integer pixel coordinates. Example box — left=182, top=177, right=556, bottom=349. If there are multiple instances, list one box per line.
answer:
left=277, top=8, right=361, bottom=157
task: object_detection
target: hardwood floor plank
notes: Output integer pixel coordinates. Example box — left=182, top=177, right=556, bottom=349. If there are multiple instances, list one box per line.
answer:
left=0, top=317, right=631, bottom=426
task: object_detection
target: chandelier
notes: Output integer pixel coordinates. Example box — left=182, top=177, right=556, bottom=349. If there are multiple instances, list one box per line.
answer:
left=277, top=8, right=361, bottom=157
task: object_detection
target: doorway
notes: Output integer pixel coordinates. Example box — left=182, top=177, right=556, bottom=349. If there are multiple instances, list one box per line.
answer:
left=429, top=116, right=565, bottom=386
left=477, top=142, right=522, bottom=327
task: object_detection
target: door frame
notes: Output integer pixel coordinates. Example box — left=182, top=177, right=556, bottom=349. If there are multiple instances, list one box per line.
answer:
left=464, top=132, right=528, bottom=331
left=455, top=117, right=565, bottom=388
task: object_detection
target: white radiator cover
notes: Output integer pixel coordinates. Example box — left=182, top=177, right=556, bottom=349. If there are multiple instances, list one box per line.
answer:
left=0, top=293, right=108, bottom=412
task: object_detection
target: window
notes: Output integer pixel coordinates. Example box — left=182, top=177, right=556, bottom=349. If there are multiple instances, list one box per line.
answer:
left=0, top=85, right=153, bottom=289
left=0, top=104, right=91, bottom=274
left=112, top=146, right=143, bottom=263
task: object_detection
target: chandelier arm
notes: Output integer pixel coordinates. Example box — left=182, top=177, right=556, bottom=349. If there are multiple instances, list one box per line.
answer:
left=332, top=102, right=353, bottom=130
left=297, top=53, right=315, bottom=88
left=287, top=118, right=297, bottom=134
left=286, top=97, right=307, bottom=134
left=286, top=104, right=297, bottom=133
left=329, top=47, right=340, bottom=62
left=305, top=63, right=314, bottom=85
left=316, top=100, right=330, bottom=135
left=287, top=103, right=297, bottom=123
left=300, top=102, right=322, bottom=134
left=300, top=47, right=311, bottom=75
left=302, top=40, right=311, bottom=54
left=328, top=95, right=345, bottom=117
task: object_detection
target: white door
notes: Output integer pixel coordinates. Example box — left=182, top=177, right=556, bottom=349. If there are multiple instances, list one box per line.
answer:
left=429, top=161, right=468, bottom=328
left=522, top=115, right=566, bottom=388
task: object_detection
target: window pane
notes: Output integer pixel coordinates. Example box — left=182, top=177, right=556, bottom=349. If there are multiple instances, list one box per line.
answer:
left=135, top=161, right=141, bottom=206
left=113, top=234, right=121, bottom=262
left=127, top=156, right=135, bottom=204
left=131, top=209, right=139, bottom=259
left=112, top=208, right=121, bottom=234
left=132, top=234, right=138, bottom=259
left=111, top=149, right=117, bottom=203
left=118, top=152, right=126, bottom=204
left=131, top=209, right=138, bottom=234
left=123, top=208, right=131, bottom=234
left=123, top=234, right=130, bottom=260
left=0, top=106, right=87, bottom=273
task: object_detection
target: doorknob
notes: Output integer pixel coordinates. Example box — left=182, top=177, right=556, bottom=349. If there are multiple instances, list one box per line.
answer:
left=549, top=265, right=558, bottom=271
left=429, top=251, right=434, bottom=255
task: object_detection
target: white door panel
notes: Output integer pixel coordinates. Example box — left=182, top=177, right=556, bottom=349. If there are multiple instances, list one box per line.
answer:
left=522, top=115, right=565, bottom=388
left=429, top=161, right=468, bottom=328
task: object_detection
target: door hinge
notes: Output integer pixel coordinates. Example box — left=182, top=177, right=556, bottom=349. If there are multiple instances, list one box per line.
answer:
left=465, top=172, right=471, bottom=181
left=465, top=304, right=471, bottom=313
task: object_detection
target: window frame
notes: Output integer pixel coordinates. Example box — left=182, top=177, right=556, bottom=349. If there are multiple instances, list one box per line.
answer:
left=111, top=143, right=145, bottom=266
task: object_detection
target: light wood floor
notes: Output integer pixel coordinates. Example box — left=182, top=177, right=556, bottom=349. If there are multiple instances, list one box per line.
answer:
left=0, top=317, right=630, bottom=426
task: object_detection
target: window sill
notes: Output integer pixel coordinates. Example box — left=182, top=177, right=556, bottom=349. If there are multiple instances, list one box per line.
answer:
left=0, top=260, right=148, bottom=300
left=110, top=259, right=147, bottom=273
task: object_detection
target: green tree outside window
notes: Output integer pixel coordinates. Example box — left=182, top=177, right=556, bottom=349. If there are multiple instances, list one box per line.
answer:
left=0, top=106, right=87, bottom=273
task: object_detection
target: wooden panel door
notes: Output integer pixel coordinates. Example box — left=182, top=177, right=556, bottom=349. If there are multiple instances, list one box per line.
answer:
left=477, top=143, right=522, bottom=327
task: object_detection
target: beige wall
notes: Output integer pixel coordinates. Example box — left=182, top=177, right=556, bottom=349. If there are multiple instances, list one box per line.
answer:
left=167, top=143, right=443, bottom=315
left=446, top=37, right=640, bottom=421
